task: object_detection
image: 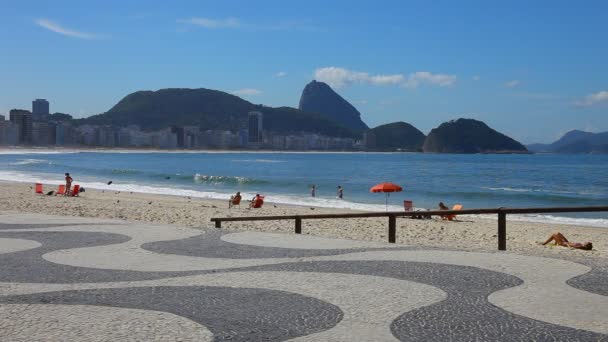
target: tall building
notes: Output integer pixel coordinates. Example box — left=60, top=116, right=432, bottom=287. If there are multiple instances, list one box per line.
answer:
left=248, top=111, right=263, bottom=147
left=0, top=114, right=5, bottom=121
left=9, top=109, right=33, bottom=144
left=32, top=122, right=56, bottom=146
left=32, top=99, right=50, bottom=121
left=0, top=121, right=19, bottom=145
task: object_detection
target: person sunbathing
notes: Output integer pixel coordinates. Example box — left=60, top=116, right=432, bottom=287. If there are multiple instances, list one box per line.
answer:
left=542, top=232, right=593, bottom=250
left=229, top=192, right=242, bottom=208
left=249, top=194, right=264, bottom=209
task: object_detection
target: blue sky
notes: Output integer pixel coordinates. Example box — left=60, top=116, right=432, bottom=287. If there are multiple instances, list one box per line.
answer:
left=1, top=0, right=607, bottom=143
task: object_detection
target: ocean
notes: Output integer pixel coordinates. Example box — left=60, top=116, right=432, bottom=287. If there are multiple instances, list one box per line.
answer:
left=1, top=150, right=607, bottom=227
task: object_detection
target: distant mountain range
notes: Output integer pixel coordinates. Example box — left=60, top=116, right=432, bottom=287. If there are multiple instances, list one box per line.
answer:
left=527, top=130, right=608, bottom=154
left=75, top=81, right=528, bottom=153
left=77, top=88, right=357, bottom=138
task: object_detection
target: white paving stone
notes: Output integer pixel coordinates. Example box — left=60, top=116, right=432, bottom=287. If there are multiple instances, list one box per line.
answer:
left=0, top=238, right=41, bottom=254
left=0, top=213, right=123, bottom=225
left=0, top=304, right=213, bottom=341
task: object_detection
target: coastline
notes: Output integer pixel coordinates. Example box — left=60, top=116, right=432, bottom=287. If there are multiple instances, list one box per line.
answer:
left=1, top=181, right=606, bottom=258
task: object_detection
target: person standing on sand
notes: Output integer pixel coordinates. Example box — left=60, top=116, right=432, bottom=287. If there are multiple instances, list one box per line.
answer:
left=337, top=186, right=343, bottom=199
left=64, top=173, right=73, bottom=196
left=311, top=185, right=316, bottom=197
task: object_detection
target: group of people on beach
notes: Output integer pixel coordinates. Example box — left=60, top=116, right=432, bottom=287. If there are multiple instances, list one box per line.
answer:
left=226, top=184, right=594, bottom=251
left=228, top=192, right=264, bottom=209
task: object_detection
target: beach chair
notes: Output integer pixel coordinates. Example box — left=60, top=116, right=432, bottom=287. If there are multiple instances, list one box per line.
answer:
left=56, top=184, right=66, bottom=195
left=403, top=200, right=413, bottom=212
left=35, top=183, right=43, bottom=194
left=446, top=204, right=463, bottom=221
left=71, top=184, right=80, bottom=197
left=250, top=196, right=265, bottom=209
left=229, top=196, right=241, bottom=208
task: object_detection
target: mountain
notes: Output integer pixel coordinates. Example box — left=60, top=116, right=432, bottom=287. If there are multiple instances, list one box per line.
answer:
left=527, top=130, right=608, bottom=153
left=422, top=118, right=528, bottom=153
left=298, top=80, right=369, bottom=132
left=77, top=88, right=357, bottom=138
left=368, top=121, right=426, bottom=151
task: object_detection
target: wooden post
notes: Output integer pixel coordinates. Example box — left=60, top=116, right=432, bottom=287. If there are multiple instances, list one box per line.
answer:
left=215, top=220, right=221, bottom=229
left=498, top=210, right=506, bottom=250
left=295, top=217, right=302, bottom=234
left=388, top=215, right=396, bottom=243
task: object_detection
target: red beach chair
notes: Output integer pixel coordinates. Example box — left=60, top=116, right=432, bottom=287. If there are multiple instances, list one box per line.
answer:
left=71, top=184, right=80, bottom=197
left=251, top=196, right=265, bottom=208
left=446, top=204, right=463, bottom=221
left=56, top=184, right=66, bottom=195
left=35, top=183, right=43, bottom=194
left=403, top=200, right=413, bottom=212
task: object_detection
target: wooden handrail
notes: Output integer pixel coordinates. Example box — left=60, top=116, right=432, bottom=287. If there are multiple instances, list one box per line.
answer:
left=210, top=205, right=608, bottom=250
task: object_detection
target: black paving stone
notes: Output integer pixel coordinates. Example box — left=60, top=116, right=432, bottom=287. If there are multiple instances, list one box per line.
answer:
left=0, top=231, right=203, bottom=283
left=567, top=258, right=608, bottom=296
left=243, top=261, right=608, bottom=341
left=0, top=286, right=343, bottom=342
left=142, top=229, right=405, bottom=259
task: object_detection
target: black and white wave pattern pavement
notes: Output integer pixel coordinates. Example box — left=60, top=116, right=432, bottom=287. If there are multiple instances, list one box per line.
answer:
left=0, top=213, right=607, bottom=341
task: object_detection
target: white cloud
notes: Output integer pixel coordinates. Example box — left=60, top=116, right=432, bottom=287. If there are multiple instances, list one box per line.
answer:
left=576, top=90, right=608, bottom=107
left=403, top=71, right=456, bottom=88
left=505, top=80, right=520, bottom=88
left=232, top=88, right=262, bottom=96
left=313, top=67, right=454, bottom=89
left=472, top=75, right=480, bottom=81
left=35, top=18, right=98, bottom=39
left=275, top=71, right=287, bottom=77
left=177, top=17, right=240, bottom=29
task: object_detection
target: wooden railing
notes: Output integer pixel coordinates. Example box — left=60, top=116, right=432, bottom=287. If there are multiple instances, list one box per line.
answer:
left=210, top=205, right=608, bottom=250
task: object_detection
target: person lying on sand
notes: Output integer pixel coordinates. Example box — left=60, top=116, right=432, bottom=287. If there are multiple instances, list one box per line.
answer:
left=541, top=232, right=593, bottom=250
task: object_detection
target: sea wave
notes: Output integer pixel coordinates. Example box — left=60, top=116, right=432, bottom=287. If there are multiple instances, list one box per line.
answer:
left=231, top=159, right=285, bottom=163
left=192, top=173, right=267, bottom=185
left=468, top=213, right=608, bottom=228
left=111, top=168, right=141, bottom=174
left=9, top=159, right=50, bottom=166
left=0, top=150, right=78, bottom=155
left=483, top=187, right=537, bottom=193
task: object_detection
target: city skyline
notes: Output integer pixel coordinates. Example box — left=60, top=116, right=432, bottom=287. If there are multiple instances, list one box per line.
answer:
left=1, top=0, right=607, bottom=144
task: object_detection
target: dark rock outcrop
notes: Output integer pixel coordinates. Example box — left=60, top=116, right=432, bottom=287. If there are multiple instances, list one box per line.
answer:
left=298, top=80, right=369, bottom=132
left=422, top=118, right=527, bottom=153
left=368, top=122, right=426, bottom=151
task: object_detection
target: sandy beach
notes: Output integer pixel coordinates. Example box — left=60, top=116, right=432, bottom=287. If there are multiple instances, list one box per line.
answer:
left=1, top=181, right=606, bottom=258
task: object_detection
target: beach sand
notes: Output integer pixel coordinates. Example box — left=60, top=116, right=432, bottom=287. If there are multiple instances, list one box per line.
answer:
left=1, top=181, right=606, bottom=258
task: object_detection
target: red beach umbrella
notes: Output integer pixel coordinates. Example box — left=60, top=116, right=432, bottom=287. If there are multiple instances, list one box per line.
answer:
left=370, top=182, right=403, bottom=210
